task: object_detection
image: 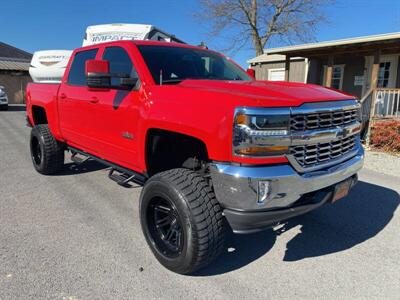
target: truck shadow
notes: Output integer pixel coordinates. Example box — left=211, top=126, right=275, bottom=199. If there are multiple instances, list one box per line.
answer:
left=57, top=160, right=107, bottom=176
left=194, top=181, right=399, bottom=276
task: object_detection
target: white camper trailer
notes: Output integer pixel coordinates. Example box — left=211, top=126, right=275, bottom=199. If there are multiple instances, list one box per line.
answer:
left=82, top=23, right=184, bottom=46
left=29, top=24, right=183, bottom=83
left=29, top=50, right=73, bottom=83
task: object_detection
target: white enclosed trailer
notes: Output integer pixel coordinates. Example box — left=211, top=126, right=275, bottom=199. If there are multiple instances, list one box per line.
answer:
left=82, top=23, right=184, bottom=46
left=29, top=50, right=73, bottom=83
left=30, top=24, right=183, bottom=83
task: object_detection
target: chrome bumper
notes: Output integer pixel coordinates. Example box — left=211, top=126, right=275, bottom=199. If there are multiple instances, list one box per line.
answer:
left=210, top=145, right=364, bottom=212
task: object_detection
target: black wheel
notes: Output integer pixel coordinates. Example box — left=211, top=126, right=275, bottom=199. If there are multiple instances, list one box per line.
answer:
left=0, top=105, right=8, bottom=111
left=140, top=168, right=225, bottom=274
left=30, top=124, right=64, bottom=175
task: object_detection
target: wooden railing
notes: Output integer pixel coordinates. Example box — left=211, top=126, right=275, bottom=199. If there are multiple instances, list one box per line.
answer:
left=359, top=87, right=400, bottom=143
left=374, top=88, right=400, bottom=118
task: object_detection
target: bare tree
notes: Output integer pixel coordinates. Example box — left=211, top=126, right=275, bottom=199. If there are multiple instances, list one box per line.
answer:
left=198, top=0, right=333, bottom=56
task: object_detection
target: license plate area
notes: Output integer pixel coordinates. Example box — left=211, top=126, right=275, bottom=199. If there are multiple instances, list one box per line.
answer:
left=332, top=178, right=353, bottom=203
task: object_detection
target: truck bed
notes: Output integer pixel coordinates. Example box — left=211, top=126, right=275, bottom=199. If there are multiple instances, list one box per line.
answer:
left=26, top=83, right=61, bottom=138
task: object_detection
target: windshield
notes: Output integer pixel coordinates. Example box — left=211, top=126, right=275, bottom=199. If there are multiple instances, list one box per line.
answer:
left=137, top=45, right=252, bottom=84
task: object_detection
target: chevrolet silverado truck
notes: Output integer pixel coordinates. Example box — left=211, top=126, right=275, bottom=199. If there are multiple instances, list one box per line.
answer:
left=26, top=40, right=364, bottom=274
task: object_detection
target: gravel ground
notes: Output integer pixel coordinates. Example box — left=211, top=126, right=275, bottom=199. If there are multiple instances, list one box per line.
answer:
left=0, top=106, right=399, bottom=299
left=364, top=150, right=400, bottom=178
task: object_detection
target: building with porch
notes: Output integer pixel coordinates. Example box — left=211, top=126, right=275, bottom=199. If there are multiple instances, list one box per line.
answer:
left=0, top=42, right=32, bottom=104
left=248, top=32, right=400, bottom=120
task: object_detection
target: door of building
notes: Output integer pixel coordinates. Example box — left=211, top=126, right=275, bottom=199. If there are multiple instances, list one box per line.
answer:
left=363, top=54, right=399, bottom=116
left=363, top=55, right=399, bottom=95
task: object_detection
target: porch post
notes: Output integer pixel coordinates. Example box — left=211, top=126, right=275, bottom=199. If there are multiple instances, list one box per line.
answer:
left=370, top=50, right=380, bottom=91
left=324, top=56, right=334, bottom=87
left=284, top=56, right=290, bottom=81
left=366, top=50, right=381, bottom=146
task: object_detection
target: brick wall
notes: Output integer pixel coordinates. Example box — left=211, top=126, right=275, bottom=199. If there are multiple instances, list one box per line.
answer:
left=0, top=71, right=32, bottom=104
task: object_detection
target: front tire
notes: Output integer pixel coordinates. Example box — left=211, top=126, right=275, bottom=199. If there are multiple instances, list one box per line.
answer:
left=139, top=168, right=225, bottom=274
left=30, top=124, right=64, bottom=175
left=0, top=105, right=8, bottom=111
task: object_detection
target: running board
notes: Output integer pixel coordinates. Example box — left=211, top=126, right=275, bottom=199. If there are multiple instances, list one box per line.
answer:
left=108, top=169, right=139, bottom=188
left=68, top=147, right=147, bottom=186
left=71, top=151, right=90, bottom=165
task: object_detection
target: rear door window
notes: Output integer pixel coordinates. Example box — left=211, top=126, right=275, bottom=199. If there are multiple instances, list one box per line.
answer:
left=67, top=49, right=98, bottom=86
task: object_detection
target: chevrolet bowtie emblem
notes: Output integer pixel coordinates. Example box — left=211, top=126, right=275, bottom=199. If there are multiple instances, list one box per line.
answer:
left=337, top=127, right=350, bottom=138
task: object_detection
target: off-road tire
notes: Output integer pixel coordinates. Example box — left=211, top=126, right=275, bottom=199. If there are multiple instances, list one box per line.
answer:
left=139, top=168, right=225, bottom=274
left=30, top=124, right=64, bottom=175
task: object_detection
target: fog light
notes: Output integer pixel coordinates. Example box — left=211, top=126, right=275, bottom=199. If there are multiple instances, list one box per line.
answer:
left=258, top=181, right=271, bottom=205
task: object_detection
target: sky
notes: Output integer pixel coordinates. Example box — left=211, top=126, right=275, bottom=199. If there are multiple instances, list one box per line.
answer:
left=0, top=0, right=399, bottom=67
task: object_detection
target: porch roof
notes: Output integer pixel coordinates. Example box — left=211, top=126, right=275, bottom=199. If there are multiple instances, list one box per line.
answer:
left=258, top=32, right=400, bottom=59
left=0, top=57, right=30, bottom=71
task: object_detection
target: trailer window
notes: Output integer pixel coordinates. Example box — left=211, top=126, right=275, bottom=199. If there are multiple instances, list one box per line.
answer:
left=68, top=49, right=98, bottom=86
left=137, top=45, right=252, bottom=84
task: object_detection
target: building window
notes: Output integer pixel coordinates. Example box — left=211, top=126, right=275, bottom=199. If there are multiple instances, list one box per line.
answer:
left=268, top=68, right=285, bottom=81
left=331, top=65, right=344, bottom=89
left=323, top=64, right=345, bottom=90
left=377, top=62, right=391, bottom=88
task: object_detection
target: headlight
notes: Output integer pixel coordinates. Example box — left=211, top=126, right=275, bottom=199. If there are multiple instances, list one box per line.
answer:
left=0, top=91, right=5, bottom=97
left=233, top=108, right=290, bottom=157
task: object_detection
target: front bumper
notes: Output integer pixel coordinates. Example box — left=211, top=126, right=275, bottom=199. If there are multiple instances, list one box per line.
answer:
left=0, top=96, right=8, bottom=105
left=210, top=145, right=364, bottom=233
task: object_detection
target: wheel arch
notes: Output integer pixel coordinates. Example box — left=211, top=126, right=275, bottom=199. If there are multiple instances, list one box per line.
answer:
left=145, top=128, right=209, bottom=176
left=31, top=105, right=48, bottom=125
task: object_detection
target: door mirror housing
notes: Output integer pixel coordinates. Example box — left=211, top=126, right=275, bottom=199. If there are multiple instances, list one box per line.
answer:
left=85, top=59, right=111, bottom=89
left=246, top=68, right=256, bottom=79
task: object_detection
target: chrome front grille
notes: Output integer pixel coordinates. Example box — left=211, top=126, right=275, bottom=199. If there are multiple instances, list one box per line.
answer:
left=290, top=135, right=357, bottom=168
left=290, top=109, right=359, bottom=131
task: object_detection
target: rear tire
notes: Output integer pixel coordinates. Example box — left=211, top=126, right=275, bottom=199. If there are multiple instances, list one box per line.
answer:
left=30, top=124, right=64, bottom=175
left=139, top=168, right=225, bottom=274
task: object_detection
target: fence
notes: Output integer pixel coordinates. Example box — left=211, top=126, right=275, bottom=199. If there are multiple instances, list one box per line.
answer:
left=359, top=88, right=400, bottom=142
left=374, top=88, right=400, bottom=118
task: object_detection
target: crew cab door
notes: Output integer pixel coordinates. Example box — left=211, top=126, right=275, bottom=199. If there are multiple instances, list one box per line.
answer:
left=87, top=46, right=141, bottom=168
left=58, top=48, right=99, bottom=148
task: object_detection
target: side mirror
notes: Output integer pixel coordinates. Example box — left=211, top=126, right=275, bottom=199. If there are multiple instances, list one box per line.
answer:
left=246, top=68, right=256, bottom=79
left=120, top=77, right=138, bottom=88
left=86, top=59, right=111, bottom=89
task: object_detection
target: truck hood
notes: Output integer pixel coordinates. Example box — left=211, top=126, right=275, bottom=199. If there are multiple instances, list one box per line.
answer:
left=177, top=80, right=355, bottom=107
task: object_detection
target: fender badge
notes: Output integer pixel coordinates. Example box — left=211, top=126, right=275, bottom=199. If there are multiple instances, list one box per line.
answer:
left=122, top=132, right=134, bottom=140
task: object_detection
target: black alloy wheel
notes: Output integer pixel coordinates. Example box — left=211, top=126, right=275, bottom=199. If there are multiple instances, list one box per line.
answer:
left=30, top=135, right=42, bottom=166
left=139, top=168, right=225, bottom=274
left=30, top=124, right=64, bottom=175
left=147, top=196, right=184, bottom=258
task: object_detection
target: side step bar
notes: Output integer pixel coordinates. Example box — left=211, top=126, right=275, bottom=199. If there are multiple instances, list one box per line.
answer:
left=68, top=147, right=147, bottom=187
left=108, top=169, right=140, bottom=188
left=71, top=151, right=90, bottom=165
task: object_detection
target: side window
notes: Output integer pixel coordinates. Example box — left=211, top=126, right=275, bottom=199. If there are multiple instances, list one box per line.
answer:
left=102, top=47, right=138, bottom=87
left=67, top=49, right=98, bottom=86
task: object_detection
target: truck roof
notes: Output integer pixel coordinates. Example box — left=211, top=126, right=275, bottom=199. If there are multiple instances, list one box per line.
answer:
left=77, top=40, right=214, bottom=54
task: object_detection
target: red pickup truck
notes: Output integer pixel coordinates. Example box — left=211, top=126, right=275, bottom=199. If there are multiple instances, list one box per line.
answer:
left=26, top=40, right=364, bottom=274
